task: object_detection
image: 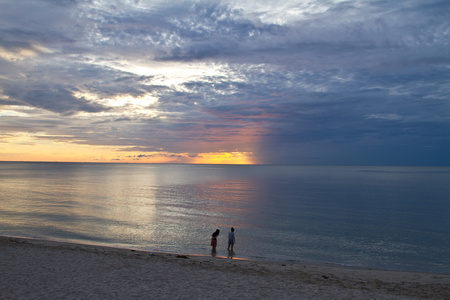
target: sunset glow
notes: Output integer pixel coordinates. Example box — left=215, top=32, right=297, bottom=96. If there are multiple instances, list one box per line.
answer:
left=0, top=134, right=257, bottom=164
left=191, top=152, right=257, bottom=165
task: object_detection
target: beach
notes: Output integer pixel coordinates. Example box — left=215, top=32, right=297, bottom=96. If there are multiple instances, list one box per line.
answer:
left=1, top=236, right=448, bottom=299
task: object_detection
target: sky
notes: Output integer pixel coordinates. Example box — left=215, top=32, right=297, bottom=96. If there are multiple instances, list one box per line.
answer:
left=0, top=0, right=449, bottom=165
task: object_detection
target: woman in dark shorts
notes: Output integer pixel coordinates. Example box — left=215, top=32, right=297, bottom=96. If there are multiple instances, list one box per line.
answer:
left=211, top=229, right=220, bottom=250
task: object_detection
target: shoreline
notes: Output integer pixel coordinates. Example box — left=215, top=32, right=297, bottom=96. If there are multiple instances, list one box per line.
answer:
left=1, top=236, right=449, bottom=299
left=7, top=235, right=446, bottom=276
left=3, top=235, right=443, bottom=275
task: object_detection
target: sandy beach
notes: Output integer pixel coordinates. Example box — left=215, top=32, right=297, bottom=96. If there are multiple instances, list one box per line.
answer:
left=0, top=236, right=449, bottom=299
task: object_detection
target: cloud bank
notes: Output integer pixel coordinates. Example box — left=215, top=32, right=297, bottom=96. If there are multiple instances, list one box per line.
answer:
left=0, top=0, right=449, bottom=164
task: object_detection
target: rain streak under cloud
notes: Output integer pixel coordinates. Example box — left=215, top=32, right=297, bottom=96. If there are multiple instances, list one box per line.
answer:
left=0, top=0, right=449, bottom=165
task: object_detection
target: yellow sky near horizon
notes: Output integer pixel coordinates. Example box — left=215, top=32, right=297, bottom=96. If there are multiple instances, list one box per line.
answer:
left=0, top=136, right=258, bottom=164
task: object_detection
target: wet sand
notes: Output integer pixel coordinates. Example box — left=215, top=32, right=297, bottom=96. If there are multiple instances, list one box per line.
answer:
left=0, top=236, right=449, bottom=299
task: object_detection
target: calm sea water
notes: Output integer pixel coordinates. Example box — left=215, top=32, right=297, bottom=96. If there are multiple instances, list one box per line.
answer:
left=1, top=162, right=449, bottom=274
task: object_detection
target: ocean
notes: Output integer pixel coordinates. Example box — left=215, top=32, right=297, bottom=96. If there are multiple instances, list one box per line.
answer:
left=1, top=162, right=449, bottom=274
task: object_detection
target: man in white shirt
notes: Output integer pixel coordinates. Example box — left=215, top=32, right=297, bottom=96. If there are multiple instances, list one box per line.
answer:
left=227, top=227, right=236, bottom=251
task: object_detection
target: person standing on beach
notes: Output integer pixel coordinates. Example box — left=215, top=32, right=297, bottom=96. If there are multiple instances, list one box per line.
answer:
left=211, top=229, right=220, bottom=251
left=227, top=227, right=235, bottom=251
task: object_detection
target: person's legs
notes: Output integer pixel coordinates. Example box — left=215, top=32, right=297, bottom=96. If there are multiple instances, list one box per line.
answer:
left=228, top=240, right=234, bottom=251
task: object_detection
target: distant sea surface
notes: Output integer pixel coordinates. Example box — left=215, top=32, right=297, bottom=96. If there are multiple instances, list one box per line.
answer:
left=1, top=162, right=449, bottom=274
